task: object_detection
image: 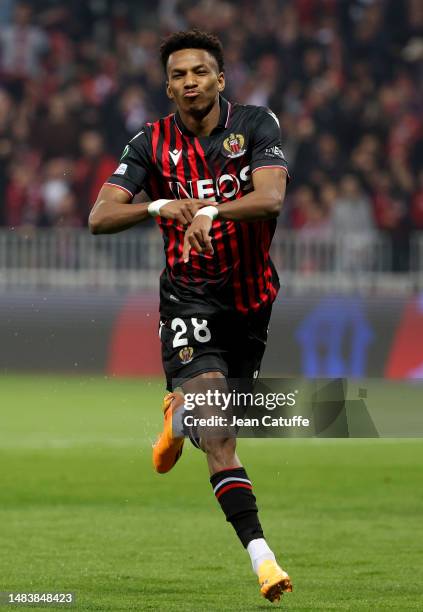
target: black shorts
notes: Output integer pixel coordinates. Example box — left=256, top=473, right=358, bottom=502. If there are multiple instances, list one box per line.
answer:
left=159, top=306, right=272, bottom=390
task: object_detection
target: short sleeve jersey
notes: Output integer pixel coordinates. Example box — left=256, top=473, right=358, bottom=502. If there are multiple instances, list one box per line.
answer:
left=105, top=95, right=289, bottom=317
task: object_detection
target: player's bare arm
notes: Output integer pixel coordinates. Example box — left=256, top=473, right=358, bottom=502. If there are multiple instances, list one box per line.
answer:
left=217, top=167, right=287, bottom=220
left=89, top=185, right=209, bottom=234
left=89, top=185, right=149, bottom=234
left=183, top=167, right=286, bottom=260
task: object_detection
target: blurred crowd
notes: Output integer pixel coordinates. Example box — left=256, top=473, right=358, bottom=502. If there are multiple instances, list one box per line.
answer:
left=0, top=0, right=422, bottom=264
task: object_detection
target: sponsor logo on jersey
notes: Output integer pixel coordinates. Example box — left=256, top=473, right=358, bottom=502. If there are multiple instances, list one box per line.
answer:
left=114, top=163, right=128, bottom=175
left=168, top=165, right=252, bottom=200
left=179, top=346, right=194, bottom=364
left=222, top=133, right=246, bottom=158
left=264, top=145, right=285, bottom=159
left=170, top=148, right=182, bottom=165
left=121, top=144, right=130, bottom=159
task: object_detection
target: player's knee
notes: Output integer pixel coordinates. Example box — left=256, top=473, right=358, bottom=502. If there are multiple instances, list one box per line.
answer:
left=202, top=436, right=236, bottom=461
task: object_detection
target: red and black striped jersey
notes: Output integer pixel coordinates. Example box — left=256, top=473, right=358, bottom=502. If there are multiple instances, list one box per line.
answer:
left=105, top=95, right=289, bottom=317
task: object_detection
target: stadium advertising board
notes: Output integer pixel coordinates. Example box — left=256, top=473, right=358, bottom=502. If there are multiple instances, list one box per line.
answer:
left=1, top=292, right=422, bottom=380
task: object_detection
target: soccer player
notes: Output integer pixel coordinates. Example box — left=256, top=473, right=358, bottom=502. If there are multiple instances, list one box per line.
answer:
left=89, top=30, right=292, bottom=603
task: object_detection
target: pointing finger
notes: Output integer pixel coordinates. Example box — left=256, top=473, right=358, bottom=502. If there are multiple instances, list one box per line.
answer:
left=183, top=233, right=191, bottom=263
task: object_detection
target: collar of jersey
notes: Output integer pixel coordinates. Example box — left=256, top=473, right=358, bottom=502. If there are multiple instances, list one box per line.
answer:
left=174, top=94, right=231, bottom=137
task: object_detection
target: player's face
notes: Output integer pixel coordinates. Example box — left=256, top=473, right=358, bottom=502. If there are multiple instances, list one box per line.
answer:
left=166, top=49, right=225, bottom=117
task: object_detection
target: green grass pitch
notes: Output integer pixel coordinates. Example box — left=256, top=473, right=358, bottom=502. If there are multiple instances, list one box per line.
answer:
left=1, top=376, right=422, bottom=611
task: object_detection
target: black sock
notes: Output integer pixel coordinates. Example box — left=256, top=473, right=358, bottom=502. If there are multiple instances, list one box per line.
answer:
left=210, top=466, right=264, bottom=548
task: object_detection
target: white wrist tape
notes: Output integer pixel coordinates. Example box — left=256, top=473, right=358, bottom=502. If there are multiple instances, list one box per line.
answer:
left=147, top=199, right=172, bottom=217
left=194, top=205, right=219, bottom=221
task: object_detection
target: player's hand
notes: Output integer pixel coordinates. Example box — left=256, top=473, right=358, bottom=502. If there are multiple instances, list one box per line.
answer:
left=183, top=214, right=213, bottom=262
left=160, top=199, right=213, bottom=226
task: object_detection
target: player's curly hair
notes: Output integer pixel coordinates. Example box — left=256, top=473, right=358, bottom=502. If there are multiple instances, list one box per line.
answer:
left=160, top=29, right=224, bottom=74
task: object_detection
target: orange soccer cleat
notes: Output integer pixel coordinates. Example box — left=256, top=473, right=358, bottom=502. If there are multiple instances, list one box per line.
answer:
left=152, top=392, right=185, bottom=473
left=258, top=559, right=293, bottom=603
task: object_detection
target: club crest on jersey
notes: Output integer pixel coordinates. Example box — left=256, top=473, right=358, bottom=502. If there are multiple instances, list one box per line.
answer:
left=179, top=346, right=194, bottom=364
left=223, top=133, right=246, bottom=158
